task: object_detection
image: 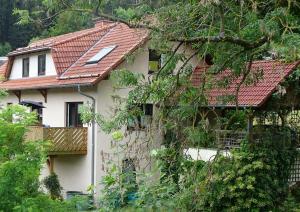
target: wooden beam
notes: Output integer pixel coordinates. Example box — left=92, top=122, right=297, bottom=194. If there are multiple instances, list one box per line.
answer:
left=5, top=56, right=15, bottom=80
left=38, top=89, right=48, bottom=103
left=12, top=90, right=21, bottom=102
left=47, top=156, right=55, bottom=174
left=247, top=114, right=254, bottom=143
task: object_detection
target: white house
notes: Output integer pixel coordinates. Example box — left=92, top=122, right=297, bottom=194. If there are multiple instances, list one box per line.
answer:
left=0, top=20, right=199, bottom=199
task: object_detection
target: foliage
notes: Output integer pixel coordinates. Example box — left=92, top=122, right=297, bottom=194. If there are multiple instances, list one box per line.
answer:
left=14, top=195, right=77, bottom=212
left=39, top=10, right=93, bottom=39
left=43, top=173, right=63, bottom=200
left=0, top=104, right=74, bottom=211
left=198, top=131, right=297, bottom=211
left=0, top=105, right=45, bottom=210
left=0, top=42, right=11, bottom=56
left=94, top=1, right=300, bottom=209
left=6, top=0, right=300, bottom=210
left=0, top=0, right=42, bottom=49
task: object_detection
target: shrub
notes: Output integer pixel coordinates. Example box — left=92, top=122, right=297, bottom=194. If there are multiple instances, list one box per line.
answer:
left=43, top=173, right=63, bottom=200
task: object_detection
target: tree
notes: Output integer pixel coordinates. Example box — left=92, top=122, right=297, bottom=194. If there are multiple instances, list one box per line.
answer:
left=0, top=104, right=45, bottom=210
left=11, top=0, right=300, bottom=210
left=81, top=0, right=300, bottom=210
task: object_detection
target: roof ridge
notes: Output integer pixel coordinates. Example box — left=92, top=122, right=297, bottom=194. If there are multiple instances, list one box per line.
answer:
left=52, top=23, right=117, bottom=47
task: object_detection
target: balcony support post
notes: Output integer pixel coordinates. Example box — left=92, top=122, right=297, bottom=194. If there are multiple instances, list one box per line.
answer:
left=47, top=155, right=55, bottom=174
left=12, top=90, right=21, bottom=102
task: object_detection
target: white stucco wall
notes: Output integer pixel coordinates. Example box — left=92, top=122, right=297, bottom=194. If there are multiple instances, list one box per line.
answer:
left=10, top=51, right=56, bottom=79
left=184, top=148, right=231, bottom=162
left=94, top=45, right=153, bottom=196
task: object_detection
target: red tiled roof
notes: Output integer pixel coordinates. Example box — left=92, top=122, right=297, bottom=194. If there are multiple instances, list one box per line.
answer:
left=0, top=22, right=149, bottom=90
left=0, top=76, right=98, bottom=90
left=51, top=28, right=111, bottom=75
left=192, top=60, right=300, bottom=107
left=61, top=24, right=149, bottom=79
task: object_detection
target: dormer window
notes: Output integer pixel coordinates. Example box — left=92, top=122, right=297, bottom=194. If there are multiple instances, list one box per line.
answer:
left=38, top=54, right=46, bottom=76
left=22, top=58, right=29, bottom=78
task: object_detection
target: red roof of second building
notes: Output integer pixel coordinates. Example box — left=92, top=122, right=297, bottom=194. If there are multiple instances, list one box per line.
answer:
left=192, top=60, right=300, bottom=107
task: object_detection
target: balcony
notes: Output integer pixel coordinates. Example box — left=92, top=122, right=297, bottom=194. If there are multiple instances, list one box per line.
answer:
left=26, top=126, right=88, bottom=155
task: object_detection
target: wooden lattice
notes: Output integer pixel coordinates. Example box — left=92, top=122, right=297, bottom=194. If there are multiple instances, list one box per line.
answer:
left=216, top=130, right=300, bottom=183
left=26, top=127, right=88, bottom=155
left=289, top=156, right=300, bottom=183
left=216, top=130, right=247, bottom=149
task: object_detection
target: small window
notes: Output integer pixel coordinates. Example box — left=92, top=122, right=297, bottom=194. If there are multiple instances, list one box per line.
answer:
left=86, top=45, right=117, bottom=64
left=127, top=104, right=153, bottom=130
left=148, top=50, right=161, bottom=74
left=66, top=102, right=83, bottom=127
left=22, top=58, right=29, bottom=77
left=38, top=54, right=46, bottom=76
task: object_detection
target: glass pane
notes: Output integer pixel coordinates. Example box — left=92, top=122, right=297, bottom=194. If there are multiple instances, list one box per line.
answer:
left=22, top=58, right=29, bottom=77
left=149, top=50, right=161, bottom=73
left=38, top=55, right=46, bottom=76
left=86, top=45, right=117, bottom=64
left=66, top=102, right=83, bottom=127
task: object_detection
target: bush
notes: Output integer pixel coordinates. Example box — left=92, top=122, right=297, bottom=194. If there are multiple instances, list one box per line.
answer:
left=198, top=131, right=298, bottom=211
left=14, top=195, right=77, bottom=212
left=43, top=173, right=63, bottom=200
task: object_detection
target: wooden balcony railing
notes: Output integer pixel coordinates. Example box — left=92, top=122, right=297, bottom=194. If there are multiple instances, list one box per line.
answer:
left=26, top=126, right=88, bottom=155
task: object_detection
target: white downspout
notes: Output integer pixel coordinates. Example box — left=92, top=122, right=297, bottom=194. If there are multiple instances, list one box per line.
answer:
left=77, top=85, right=96, bottom=197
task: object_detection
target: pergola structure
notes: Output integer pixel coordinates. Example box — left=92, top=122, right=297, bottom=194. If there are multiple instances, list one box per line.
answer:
left=192, top=60, right=300, bottom=182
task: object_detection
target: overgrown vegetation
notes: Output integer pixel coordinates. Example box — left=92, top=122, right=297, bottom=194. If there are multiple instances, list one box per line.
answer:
left=2, top=0, right=300, bottom=211
left=0, top=98, right=80, bottom=211
left=81, top=1, right=300, bottom=211
left=43, top=173, right=63, bottom=200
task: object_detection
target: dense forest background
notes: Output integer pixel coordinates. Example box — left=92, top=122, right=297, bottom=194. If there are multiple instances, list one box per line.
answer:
left=0, top=0, right=173, bottom=56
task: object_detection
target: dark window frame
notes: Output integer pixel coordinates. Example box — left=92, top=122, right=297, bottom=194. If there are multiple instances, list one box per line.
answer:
left=22, top=58, right=29, bottom=78
left=148, top=49, right=161, bottom=74
left=38, top=54, right=46, bottom=76
left=127, top=104, right=153, bottom=130
left=66, top=102, right=83, bottom=127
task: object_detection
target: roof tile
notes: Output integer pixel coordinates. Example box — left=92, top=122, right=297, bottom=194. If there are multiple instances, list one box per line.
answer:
left=192, top=60, right=300, bottom=107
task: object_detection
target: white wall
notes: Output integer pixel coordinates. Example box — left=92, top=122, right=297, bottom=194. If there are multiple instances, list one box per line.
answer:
left=10, top=51, right=56, bottom=79
left=184, top=148, right=231, bottom=162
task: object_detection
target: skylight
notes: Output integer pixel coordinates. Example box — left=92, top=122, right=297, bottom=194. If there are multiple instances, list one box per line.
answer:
left=86, top=45, right=117, bottom=64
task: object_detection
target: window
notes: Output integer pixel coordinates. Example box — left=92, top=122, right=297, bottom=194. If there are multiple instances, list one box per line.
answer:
left=86, top=45, right=117, bottom=64
left=66, top=102, right=83, bottom=127
left=22, top=58, right=29, bottom=77
left=38, top=54, right=46, bottom=76
left=148, top=50, right=161, bottom=74
left=127, top=104, right=153, bottom=130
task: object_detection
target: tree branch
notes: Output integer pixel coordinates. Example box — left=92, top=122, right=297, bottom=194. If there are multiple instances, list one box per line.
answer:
left=155, top=41, right=183, bottom=79
left=235, top=57, right=253, bottom=110
left=174, top=35, right=269, bottom=49
left=217, top=4, right=225, bottom=37
left=94, top=0, right=102, bottom=16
